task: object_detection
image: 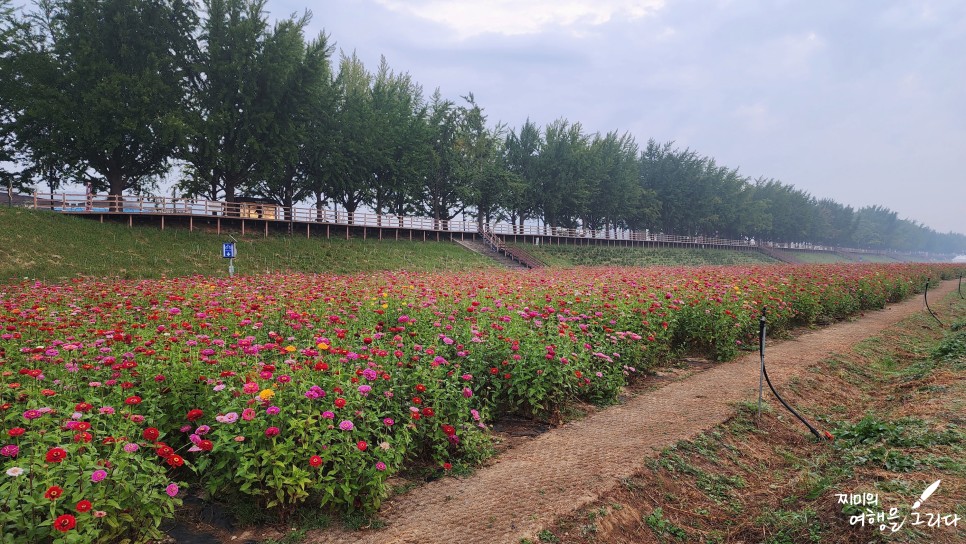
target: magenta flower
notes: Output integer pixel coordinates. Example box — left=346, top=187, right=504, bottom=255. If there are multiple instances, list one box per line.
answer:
left=265, top=406, right=280, bottom=416
left=375, top=462, right=387, bottom=471
left=0, top=445, right=19, bottom=457
left=265, top=426, right=280, bottom=437
left=165, top=483, right=179, bottom=497
left=321, top=411, right=335, bottom=419
left=123, top=443, right=140, bottom=453
left=22, top=410, right=41, bottom=420
left=383, top=418, right=395, bottom=427
left=242, top=408, right=256, bottom=421
left=91, top=469, right=107, bottom=482
left=357, top=385, right=371, bottom=396
left=338, top=420, right=354, bottom=431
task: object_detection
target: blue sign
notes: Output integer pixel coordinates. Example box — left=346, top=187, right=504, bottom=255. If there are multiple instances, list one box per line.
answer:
left=222, top=242, right=236, bottom=259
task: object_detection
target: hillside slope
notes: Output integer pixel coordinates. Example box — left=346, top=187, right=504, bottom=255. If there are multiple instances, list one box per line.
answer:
left=0, top=207, right=492, bottom=282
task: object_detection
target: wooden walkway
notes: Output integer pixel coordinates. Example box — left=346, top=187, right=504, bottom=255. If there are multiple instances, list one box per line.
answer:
left=22, top=192, right=939, bottom=260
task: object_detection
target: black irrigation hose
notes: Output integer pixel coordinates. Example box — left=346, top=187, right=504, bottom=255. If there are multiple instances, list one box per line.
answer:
left=759, top=308, right=833, bottom=442
left=923, top=281, right=945, bottom=328
left=959, top=274, right=963, bottom=300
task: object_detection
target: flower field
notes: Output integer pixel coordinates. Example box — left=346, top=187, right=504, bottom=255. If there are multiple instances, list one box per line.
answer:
left=0, top=263, right=961, bottom=542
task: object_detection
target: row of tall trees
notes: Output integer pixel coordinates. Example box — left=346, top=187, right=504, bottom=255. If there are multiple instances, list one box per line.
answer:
left=2, top=0, right=963, bottom=253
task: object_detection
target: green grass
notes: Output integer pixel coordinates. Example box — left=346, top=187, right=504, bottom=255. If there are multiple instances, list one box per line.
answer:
left=847, top=253, right=899, bottom=263
left=777, top=250, right=851, bottom=264
left=514, top=243, right=779, bottom=267
left=0, top=207, right=493, bottom=282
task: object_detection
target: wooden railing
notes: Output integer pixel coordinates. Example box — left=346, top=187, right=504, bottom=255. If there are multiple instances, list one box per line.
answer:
left=25, top=191, right=952, bottom=260
left=30, top=192, right=761, bottom=246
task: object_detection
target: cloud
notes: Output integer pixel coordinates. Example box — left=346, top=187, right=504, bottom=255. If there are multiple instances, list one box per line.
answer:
left=372, top=0, right=666, bottom=38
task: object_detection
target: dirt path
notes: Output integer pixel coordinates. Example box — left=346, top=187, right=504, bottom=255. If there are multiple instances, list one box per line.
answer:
left=308, top=281, right=959, bottom=544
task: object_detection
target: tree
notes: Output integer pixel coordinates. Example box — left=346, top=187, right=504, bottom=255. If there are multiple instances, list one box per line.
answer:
left=583, top=131, right=639, bottom=235
left=536, top=118, right=590, bottom=233
left=852, top=205, right=899, bottom=249
left=420, top=90, right=465, bottom=229
left=366, top=57, right=426, bottom=224
left=180, top=0, right=269, bottom=203
left=248, top=16, right=335, bottom=221
left=503, top=119, right=542, bottom=233
left=8, top=0, right=198, bottom=209
left=0, top=0, right=17, bottom=197
left=455, top=94, right=509, bottom=231
left=323, top=52, right=374, bottom=225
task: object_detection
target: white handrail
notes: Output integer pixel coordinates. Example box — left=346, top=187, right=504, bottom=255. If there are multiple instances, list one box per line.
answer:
left=28, top=191, right=944, bottom=256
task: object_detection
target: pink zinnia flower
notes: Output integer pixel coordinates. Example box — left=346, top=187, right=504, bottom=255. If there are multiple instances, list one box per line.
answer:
left=375, top=462, right=387, bottom=471
left=91, top=469, right=107, bottom=482
left=264, top=427, right=280, bottom=437
left=242, top=408, right=256, bottom=421
left=165, top=483, right=179, bottom=497
left=339, top=420, right=354, bottom=431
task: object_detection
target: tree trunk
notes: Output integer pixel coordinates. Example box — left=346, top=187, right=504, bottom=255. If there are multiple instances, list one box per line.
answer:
left=315, top=192, right=326, bottom=222
left=224, top=175, right=239, bottom=217
left=107, top=169, right=125, bottom=212
left=345, top=201, right=357, bottom=225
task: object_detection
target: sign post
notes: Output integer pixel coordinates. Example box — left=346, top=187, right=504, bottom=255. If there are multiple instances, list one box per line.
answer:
left=222, top=240, right=236, bottom=277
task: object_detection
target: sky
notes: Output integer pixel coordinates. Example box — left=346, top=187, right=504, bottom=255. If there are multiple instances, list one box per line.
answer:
left=263, top=0, right=966, bottom=235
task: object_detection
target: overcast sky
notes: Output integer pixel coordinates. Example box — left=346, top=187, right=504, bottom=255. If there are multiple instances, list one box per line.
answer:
left=265, top=0, right=965, bottom=234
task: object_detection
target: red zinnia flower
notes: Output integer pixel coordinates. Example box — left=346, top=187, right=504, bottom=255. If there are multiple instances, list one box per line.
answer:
left=8, top=427, right=25, bottom=437
left=74, top=432, right=93, bottom=443
left=309, top=455, right=323, bottom=467
left=143, top=427, right=160, bottom=441
left=186, top=409, right=203, bottom=422
left=441, top=424, right=456, bottom=436
left=156, top=444, right=174, bottom=458
left=75, top=402, right=93, bottom=412
left=76, top=500, right=93, bottom=513
left=415, top=383, right=427, bottom=393
left=45, top=485, right=64, bottom=500
left=53, top=514, right=76, bottom=532
left=166, top=454, right=185, bottom=467
left=333, top=398, right=346, bottom=409
left=45, top=447, right=67, bottom=463
left=421, top=407, right=434, bottom=417
left=124, top=395, right=141, bottom=405
left=198, top=439, right=213, bottom=451
left=356, top=441, right=368, bottom=451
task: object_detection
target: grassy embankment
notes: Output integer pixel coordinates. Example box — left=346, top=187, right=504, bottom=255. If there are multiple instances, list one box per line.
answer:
left=542, top=293, right=966, bottom=544
left=515, top=243, right=779, bottom=267
left=0, top=207, right=493, bottom=282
